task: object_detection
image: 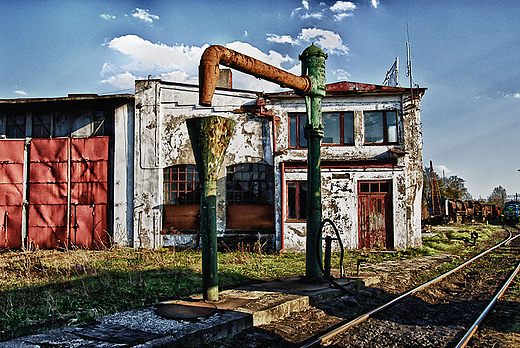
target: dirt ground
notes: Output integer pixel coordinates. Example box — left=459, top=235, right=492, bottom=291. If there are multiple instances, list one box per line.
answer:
left=204, top=229, right=520, bottom=348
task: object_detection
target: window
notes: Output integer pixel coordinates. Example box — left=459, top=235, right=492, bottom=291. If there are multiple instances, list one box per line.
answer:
left=163, top=165, right=200, bottom=204
left=364, top=110, right=398, bottom=144
left=32, top=113, right=52, bottom=138
left=226, top=163, right=274, bottom=204
left=289, top=114, right=307, bottom=148
left=359, top=181, right=391, bottom=194
left=6, top=114, right=26, bottom=138
left=92, top=110, right=113, bottom=136
left=322, top=112, right=354, bottom=145
left=289, top=112, right=354, bottom=148
left=287, top=181, right=307, bottom=221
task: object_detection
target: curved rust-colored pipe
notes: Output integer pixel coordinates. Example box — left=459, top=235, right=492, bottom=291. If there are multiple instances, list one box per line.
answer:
left=199, top=45, right=312, bottom=106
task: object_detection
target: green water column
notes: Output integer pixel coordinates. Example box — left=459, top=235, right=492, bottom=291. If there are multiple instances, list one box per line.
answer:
left=186, top=116, right=235, bottom=301
left=300, top=44, right=328, bottom=282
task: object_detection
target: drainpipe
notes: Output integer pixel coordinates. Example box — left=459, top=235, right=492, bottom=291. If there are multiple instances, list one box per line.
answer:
left=198, top=44, right=327, bottom=282
left=280, top=162, right=285, bottom=252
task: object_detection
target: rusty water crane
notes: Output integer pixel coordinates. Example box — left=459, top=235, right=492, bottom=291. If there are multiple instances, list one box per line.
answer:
left=196, top=44, right=327, bottom=286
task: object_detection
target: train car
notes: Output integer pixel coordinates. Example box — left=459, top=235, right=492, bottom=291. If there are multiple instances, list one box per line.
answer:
left=503, top=201, right=520, bottom=222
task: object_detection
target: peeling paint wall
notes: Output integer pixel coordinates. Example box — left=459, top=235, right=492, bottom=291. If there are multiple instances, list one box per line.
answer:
left=133, top=80, right=261, bottom=248
left=132, top=79, right=423, bottom=251
left=269, top=92, right=422, bottom=251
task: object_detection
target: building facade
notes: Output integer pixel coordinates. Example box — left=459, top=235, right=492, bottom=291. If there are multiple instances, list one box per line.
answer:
left=0, top=95, right=134, bottom=249
left=133, top=79, right=425, bottom=251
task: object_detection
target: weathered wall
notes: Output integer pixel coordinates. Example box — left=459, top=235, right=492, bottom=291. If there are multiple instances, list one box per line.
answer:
left=132, top=80, right=423, bottom=251
left=113, top=102, right=135, bottom=246
left=133, top=80, right=262, bottom=248
left=268, top=92, right=422, bottom=251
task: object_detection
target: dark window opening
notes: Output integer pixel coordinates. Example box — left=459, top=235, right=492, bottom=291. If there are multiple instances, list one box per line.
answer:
left=364, top=110, right=398, bottom=144
left=32, top=113, right=52, bottom=138
left=92, top=110, right=113, bottom=136
left=287, top=181, right=307, bottom=221
left=163, top=165, right=200, bottom=205
left=6, top=114, right=26, bottom=138
left=226, top=163, right=274, bottom=205
left=358, top=181, right=391, bottom=194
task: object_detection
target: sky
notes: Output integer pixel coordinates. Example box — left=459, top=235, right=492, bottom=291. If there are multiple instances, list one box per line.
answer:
left=1, top=0, right=519, bottom=200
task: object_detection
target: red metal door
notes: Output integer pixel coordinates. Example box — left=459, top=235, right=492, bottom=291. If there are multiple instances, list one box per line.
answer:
left=358, top=181, right=393, bottom=249
left=0, top=140, right=25, bottom=248
left=28, top=137, right=109, bottom=249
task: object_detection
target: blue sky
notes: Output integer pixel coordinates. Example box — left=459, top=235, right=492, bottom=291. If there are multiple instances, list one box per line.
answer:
left=1, top=0, right=519, bottom=199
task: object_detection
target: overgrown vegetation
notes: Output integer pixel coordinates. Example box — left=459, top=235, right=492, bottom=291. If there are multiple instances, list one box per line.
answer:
left=0, top=224, right=506, bottom=341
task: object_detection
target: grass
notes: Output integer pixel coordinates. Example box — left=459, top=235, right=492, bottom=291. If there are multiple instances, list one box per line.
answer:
left=0, top=223, right=506, bottom=341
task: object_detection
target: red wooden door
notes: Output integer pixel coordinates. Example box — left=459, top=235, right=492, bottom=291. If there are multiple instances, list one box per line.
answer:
left=27, top=137, right=109, bottom=249
left=358, top=181, right=393, bottom=249
left=0, top=140, right=25, bottom=248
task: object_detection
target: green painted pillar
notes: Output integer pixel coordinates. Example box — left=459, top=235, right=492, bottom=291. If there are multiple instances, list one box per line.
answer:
left=300, top=44, right=327, bottom=282
left=186, top=116, right=235, bottom=301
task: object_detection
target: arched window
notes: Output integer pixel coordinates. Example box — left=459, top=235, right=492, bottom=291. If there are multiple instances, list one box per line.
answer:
left=163, top=164, right=200, bottom=205
left=226, top=163, right=274, bottom=205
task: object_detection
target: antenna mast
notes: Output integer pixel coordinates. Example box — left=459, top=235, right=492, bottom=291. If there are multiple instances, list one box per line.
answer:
left=406, top=22, right=414, bottom=103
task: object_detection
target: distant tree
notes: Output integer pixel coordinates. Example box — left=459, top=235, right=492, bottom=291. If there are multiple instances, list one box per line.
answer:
left=440, top=175, right=470, bottom=200
left=488, top=186, right=507, bottom=209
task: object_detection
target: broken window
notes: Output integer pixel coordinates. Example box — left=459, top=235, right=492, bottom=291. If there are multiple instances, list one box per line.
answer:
left=287, top=181, right=307, bottom=221
left=163, top=165, right=200, bottom=205
left=364, top=110, right=398, bottom=144
left=6, top=114, right=26, bottom=138
left=226, top=163, right=274, bottom=205
left=290, top=112, right=354, bottom=148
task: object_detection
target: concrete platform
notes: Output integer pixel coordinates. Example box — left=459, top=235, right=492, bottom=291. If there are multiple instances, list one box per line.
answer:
left=0, top=274, right=379, bottom=348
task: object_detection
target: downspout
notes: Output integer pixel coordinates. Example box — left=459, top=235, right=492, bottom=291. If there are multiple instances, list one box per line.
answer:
left=280, top=162, right=285, bottom=252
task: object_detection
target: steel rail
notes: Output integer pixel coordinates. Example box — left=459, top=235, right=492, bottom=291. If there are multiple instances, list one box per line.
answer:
left=299, top=229, right=515, bottom=348
left=455, top=229, right=520, bottom=348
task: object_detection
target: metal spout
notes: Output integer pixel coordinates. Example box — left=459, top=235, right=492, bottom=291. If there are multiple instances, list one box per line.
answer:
left=199, top=45, right=312, bottom=106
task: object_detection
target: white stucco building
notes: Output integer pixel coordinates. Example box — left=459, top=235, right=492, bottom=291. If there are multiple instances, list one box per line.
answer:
left=130, top=78, right=426, bottom=251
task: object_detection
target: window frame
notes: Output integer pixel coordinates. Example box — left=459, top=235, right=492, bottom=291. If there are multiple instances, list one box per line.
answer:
left=163, top=164, right=200, bottom=205
left=226, top=163, right=274, bottom=205
left=363, top=110, right=399, bottom=145
left=289, top=112, right=355, bottom=148
left=286, top=181, right=308, bottom=222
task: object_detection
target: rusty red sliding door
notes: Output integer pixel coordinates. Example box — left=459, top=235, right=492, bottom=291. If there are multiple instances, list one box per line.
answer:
left=0, top=140, right=25, bottom=248
left=28, top=137, right=109, bottom=249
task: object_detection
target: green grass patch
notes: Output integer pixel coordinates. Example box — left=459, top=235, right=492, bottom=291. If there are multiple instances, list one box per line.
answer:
left=0, top=223, right=506, bottom=341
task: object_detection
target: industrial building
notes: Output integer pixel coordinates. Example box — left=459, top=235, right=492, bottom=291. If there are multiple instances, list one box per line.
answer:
left=0, top=75, right=425, bottom=251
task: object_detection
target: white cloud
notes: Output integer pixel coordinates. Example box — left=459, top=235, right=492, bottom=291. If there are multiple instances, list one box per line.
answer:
left=515, top=93, right=520, bottom=99
left=100, top=14, right=116, bottom=20
left=131, top=8, right=159, bottom=23
left=302, top=0, right=309, bottom=10
left=226, top=41, right=294, bottom=68
left=101, top=35, right=300, bottom=93
left=301, top=12, right=324, bottom=19
left=435, top=165, right=452, bottom=175
left=160, top=70, right=198, bottom=84
left=105, top=35, right=207, bottom=74
left=100, top=62, right=116, bottom=76
left=333, top=68, right=351, bottom=80
left=99, top=72, right=137, bottom=89
left=330, top=1, right=356, bottom=12
left=334, top=12, right=353, bottom=21
left=266, top=34, right=299, bottom=45
left=244, top=30, right=248, bottom=37
left=371, top=0, right=379, bottom=9
left=14, top=90, right=27, bottom=96
left=298, top=28, right=349, bottom=55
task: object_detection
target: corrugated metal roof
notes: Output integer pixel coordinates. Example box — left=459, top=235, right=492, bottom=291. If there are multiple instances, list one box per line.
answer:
left=0, top=94, right=134, bottom=104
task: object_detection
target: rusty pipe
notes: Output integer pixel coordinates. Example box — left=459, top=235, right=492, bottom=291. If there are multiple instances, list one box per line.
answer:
left=199, top=45, right=312, bottom=106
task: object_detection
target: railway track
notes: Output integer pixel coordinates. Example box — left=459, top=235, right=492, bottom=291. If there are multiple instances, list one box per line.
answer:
left=299, top=225, right=520, bottom=347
